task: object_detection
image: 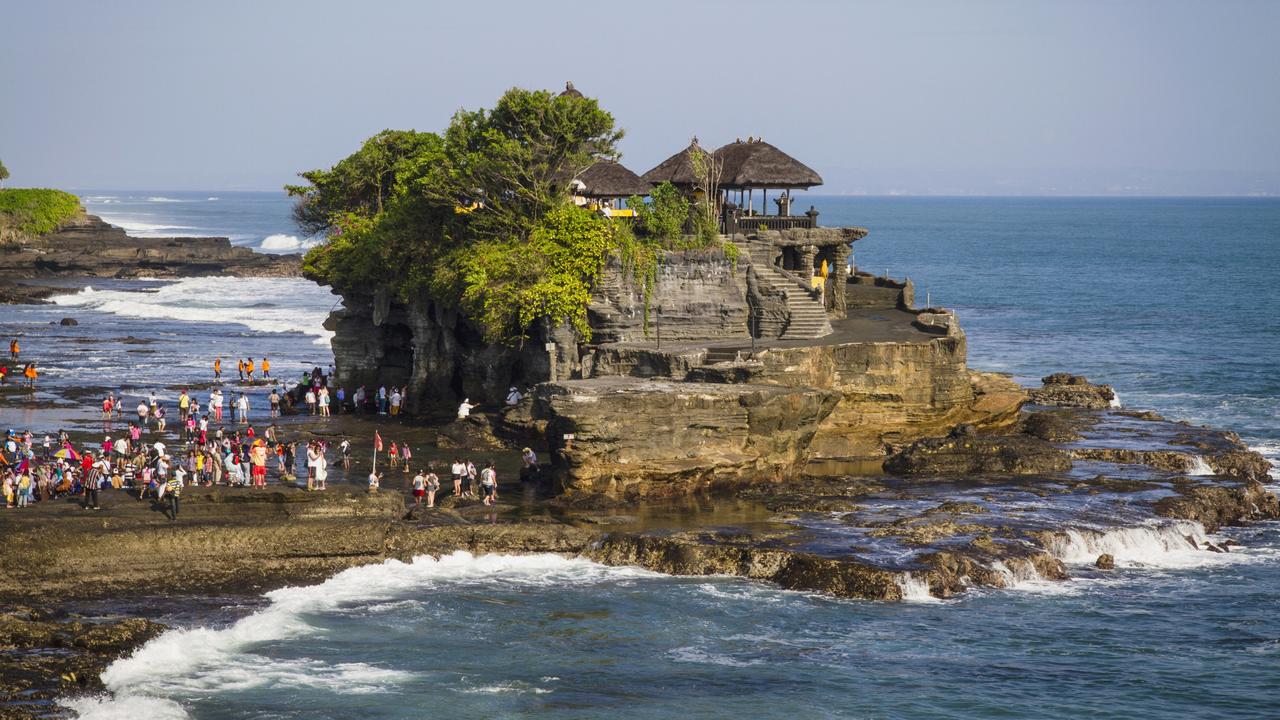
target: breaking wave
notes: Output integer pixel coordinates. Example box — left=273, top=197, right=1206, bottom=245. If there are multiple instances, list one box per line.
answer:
left=260, top=233, right=320, bottom=251
left=51, top=277, right=335, bottom=346
left=66, top=553, right=657, bottom=717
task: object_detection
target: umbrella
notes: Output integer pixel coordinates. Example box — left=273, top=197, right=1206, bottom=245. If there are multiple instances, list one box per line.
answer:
left=54, top=448, right=80, bottom=461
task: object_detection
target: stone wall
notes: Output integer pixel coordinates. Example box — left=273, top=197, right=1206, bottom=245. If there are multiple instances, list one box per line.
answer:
left=845, top=273, right=914, bottom=310
left=587, top=249, right=748, bottom=344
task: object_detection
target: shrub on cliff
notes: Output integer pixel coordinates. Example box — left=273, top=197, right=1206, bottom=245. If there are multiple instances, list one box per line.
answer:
left=292, top=86, right=626, bottom=344
left=0, top=188, right=82, bottom=240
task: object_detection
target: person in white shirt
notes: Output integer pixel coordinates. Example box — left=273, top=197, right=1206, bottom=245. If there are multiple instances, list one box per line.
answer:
left=457, top=399, right=475, bottom=420
left=367, top=471, right=381, bottom=492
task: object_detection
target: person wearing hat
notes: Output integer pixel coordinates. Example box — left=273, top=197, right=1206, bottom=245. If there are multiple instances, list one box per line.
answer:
left=457, top=398, right=476, bottom=420
left=505, top=386, right=523, bottom=406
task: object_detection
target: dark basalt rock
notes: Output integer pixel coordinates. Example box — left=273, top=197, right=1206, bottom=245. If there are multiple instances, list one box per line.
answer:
left=1155, top=480, right=1280, bottom=533
left=1022, top=410, right=1096, bottom=442
left=884, top=427, right=1073, bottom=476
left=59, top=317, right=78, bottom=326
left=1028, top=372, right=1116, bottom=409
left=1095, top=554, right=1115, bottom=570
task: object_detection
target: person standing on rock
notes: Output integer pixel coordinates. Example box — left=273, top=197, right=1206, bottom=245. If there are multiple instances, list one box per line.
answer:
left=9, top=338, right=19, bottom=361
left=164, top=466, right=182, bottom=521
left=457, top=398, right=476, bottom=420
left=305, top=388, right=317, bottom=415
left=262, top=357, right=271, bottom=379
left=389, top=388, right=402, bottom=417
left=246, top=358, right=256, bottom=381
left=214, top=357, right=222, bottom=382
left=450, top=457, right=465, bottom=498
left=237, top=393, right=250, bottom=425
left=480, top=461, right=497, bottom=506
left=237, top=358, right=246, bottom=382
left=269, top=388, right=281, bottom=418
left=411, top=469, right=426, bottom=507
left=339, top=437, right=351, bottom=470
left=401, top=443, right=412, bottom=474
left=425, top=465, right=440, bottom=508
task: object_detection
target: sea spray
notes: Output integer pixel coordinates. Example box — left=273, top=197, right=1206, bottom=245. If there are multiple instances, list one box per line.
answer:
left=894, top=572, right=937, bottom=602
left=1187, top=455, right=1215, bottom=476
left=1041, top=520, right=1225, bottom=569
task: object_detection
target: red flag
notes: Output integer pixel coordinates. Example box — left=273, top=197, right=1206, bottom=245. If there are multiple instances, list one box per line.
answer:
left=374, top=431, right=383, bottom=452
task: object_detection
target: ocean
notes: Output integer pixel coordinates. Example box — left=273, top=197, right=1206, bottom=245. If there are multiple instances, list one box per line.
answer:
left=9, top=193, right=1279, bottom=718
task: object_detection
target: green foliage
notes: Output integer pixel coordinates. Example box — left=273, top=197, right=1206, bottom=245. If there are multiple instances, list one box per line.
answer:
left=286, top=130, right=443, bottom=237
left=293, top=86, right=627, bottom=344
left=0, top=159, right=9, bottom=186
left=628, top=181, right=688, bottom=242
left=0, top=188, right=81, bottom=239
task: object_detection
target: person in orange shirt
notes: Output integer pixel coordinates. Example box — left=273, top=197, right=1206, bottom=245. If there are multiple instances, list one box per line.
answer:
left=9, top=339, right=19, bottom=361
left=237, top=358, right=246, bottom=381
left=246, top=358, right=256, bottom=380
left=214, top=357, right=222, bottom=381
left=23, top=363, right=37, bottom=387
left=261, top=357, right=270, bottom=379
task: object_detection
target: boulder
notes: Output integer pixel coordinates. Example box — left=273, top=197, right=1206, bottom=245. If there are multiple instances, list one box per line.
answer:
left=59, top=317, right=78, bottom=326
left=884, top=428, right=1073, bottom=476
left=1029, top=373, right=1116, bottom=409
left=1095, top=554, right=1116, bottom=570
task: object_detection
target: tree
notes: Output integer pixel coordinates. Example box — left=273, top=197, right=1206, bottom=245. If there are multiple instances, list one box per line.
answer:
left=690, top=144, right=723, bottom=245
left=286, top=130, right=442, bottom=237
left=0, top=158, right=9, bottom=188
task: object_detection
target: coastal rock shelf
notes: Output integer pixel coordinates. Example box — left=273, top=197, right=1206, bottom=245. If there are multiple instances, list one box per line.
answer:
left=0, top=212, right=300, bottom=283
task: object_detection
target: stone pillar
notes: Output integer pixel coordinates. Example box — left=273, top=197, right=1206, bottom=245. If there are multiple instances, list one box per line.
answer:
left=798, top=245, right=818, bottom=278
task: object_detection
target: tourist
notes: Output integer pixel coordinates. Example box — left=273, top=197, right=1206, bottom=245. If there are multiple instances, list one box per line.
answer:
left=367, top=470, right=382, bottom=493
left=178, top=389, right=190, bottom=422
left=335, top=386, right=346, bottom=414
left=8, top=338, right=19, bottom=361
left=424, top=465, right=440, bottom=508
left=155, top=405, right=166, bottom=432
left=305, top=387, right=317, bottom=415
left=236, top=393, right=250, bottom=424
left=23, top=363, right=37, bottom=387
left=388, top=441, right=399, bottom=469
left=319, top=386, right=331, bottom=417
left=262, top=357, right=270, bottom=379
left=313, top=445, right=328, bottom=490
left=306, top=442, right=322, bottom=490
left=246, top=358, right=256, bottom=381
left=339, top=437, right=351, bottom=470
left=411, top=470, right=426, bottom=506
left=505, top=386, right=523, bottom=406
left=522, top=447, right=537, bottom=469
left=214, top=357, right=222, bottom=381
left=450, top=457, right=465, bottom=497
left=269, top=387, right=281, bottom=418
left=389, top=387, right=402, bottom=417
left=377, top=386, right=388, bottom=414
left=480, top=461, right=498, bottom=505
left=401, top=443, right=412, bottom=474
left=457, top=398, right=476, bottom=420
left=102, top=394, right=114, bottom=420
left=251, top=441, right=269, bottom=488
left=163, top=466, right=182, bottom=521
left=237, top=358, right=246, bottom=381
left=137, top=400, right=149, bottom=426
left=83, top=454, right=103, bottom=510
left=353, top=386, right=366, bottom=414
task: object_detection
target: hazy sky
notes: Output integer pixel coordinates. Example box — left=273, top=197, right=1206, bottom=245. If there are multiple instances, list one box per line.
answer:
left=3, top=0, right=1278, bottom=195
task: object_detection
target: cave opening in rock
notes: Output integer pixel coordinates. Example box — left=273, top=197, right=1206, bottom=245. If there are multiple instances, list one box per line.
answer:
left=379, top=322, right=415, bottom=389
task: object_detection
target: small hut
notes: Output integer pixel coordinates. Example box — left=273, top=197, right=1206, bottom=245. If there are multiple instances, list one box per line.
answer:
left=559, top=81, right=584, bottom=98
left=572, top=160, right=651, bottom=216
left=714, top=138, right=822, bottom=219
left=640, top=138, right=710, bottom=189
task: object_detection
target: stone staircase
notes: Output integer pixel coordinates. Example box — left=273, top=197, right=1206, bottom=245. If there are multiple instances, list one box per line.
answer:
left=733, top=237, right=833, bottom=340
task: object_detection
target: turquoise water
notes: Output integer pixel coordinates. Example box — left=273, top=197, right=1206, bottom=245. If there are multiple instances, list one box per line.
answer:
left=45, top=195, right=1280, bottom=719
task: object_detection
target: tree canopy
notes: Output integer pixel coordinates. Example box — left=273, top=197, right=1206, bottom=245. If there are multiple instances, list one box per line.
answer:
left=293, top=85, right=730, bottom=345
left=0, top=159, right=9, bottom=187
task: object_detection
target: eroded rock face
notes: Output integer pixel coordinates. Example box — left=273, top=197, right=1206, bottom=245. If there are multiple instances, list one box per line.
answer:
left=1, top=214, right=300, bottom=279
left=1156, top=481, right=1280, bottom=532
left=884, top=426, right=1073, bottom=476
left=588, top=251, right=748, bottom=344
left=530, top=377, right=840, bottom=499
left=1029, top=373, right=1117, bottom=409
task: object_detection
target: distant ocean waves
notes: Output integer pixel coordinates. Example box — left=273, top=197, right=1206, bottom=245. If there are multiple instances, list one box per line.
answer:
left=260, top=234, right=320, bottom=251
left=79, top=191, right=311, bottom=254
left=52, top=277, right=336, bottom=346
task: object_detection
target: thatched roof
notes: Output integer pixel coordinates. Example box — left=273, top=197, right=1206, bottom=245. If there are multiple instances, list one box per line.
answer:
left=640, top=138, right=708, bottom=186
left=713, top=139, right=823, bottom=189
left=575, top=160, right=651, bottom=198
left=559, top=81, right=584, bottom=98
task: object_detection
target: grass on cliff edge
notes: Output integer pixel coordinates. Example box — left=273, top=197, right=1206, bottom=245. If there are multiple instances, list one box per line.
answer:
left=0, top=188, right=82, bottom=241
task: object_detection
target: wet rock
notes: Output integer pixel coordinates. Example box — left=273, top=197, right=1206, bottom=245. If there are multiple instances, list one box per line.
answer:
left=1207, top=450, right=1273, bottom=482
left=1155, top=481, right=1280, bottom=533
left=58, top=317, right=78, bottom=326
left=1029, top=373, right=1116, bottom=409
left=1095, top=553, right=1115, bottom=570
left=1021, top=410, right=1096, bottom=442
left=1070, top=448, right=1200, bottom=474
left=435, top=414, right=506, bottom=450
left=884, top=431, right=1072, bottom=476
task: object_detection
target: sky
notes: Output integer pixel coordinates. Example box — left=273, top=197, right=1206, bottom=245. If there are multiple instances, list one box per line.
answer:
left=2, top=0, right=1279, bottom=195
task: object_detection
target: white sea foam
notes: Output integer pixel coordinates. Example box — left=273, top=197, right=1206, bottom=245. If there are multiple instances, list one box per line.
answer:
left=260, top=233, right=320, bottom=251
left=79, top=553, right=656, bottom=715
left=95, top=214, right=200, bottom=237
left=62, top=694, right=190, bottom=720
left=894, top=572, right=939, bottom=603
left=147, top=196, right=186, bottom=202
left=1187, top=455, right=1215, bottom=476
left=1108, top=391, right=1122, bottom=409
left=51, top=278, right=335, bottom=346
left=668, top=646, right=764, bottom=667
left=207, top=197, right=220, bottom=201
left=1042, top=520, right=1236, bottom=570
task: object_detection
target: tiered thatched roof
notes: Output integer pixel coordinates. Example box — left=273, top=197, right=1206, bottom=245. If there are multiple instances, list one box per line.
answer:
left=575, top=160, right=651, bottom=198
left=713, top=139, right=823, bottom=189
left=640, top=139, right=708, bottom=186
left=559, top=81, right=584, bottom=98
